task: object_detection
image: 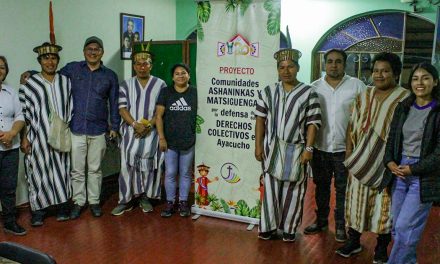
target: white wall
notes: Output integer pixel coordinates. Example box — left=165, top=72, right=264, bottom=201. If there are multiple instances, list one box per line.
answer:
left=280, top=0, right=436, bottom=82
left=0, top=0, right=176, bottom=205
left=1, top=0, right=176, bottom=88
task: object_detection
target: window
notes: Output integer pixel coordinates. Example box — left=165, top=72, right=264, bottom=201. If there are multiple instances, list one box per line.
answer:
left=312, top=11, right=434, bottom=87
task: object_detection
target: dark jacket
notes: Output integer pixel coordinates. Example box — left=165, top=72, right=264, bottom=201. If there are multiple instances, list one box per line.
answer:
left=383, top=95, right=440, bottom=203
left=60, top=61, right=120, bottom=135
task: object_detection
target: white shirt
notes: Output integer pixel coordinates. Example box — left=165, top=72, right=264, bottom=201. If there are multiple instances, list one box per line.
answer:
left=0, top=84, right=24, bottom=151
left=311, top=74, right=366, bottom=152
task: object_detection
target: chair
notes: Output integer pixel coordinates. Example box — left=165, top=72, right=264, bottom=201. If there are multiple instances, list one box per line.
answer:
left=0, top=242, right=56, bottom=264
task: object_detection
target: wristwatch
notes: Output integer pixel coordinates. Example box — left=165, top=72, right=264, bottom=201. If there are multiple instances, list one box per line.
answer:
left=305, top=146, right=314, bottom=153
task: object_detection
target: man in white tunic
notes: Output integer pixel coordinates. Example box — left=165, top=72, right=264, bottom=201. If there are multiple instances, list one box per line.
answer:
left=111, top=42, right=166, bottom=216
left=255, top=49, right=321, bottom=242
left=19, top=42, right=73, bottom=226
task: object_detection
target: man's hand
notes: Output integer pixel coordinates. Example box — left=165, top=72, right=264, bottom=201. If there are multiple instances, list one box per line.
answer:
left=109, top=130, right=118, bottom=139
left=20, top=137, right=31, bottom=154
left=0, top=131, right=14, bottom=147
left=300, top=150, right=313, bottom=164
left=20, top=71, right=31, bottom=85
left=255, top=144, right=263, bottom=161
left=133, top=122, right=147, bottom=138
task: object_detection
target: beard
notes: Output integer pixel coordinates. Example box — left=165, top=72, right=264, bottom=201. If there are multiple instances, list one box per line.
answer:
left=326, top=70, right=343, bottom=79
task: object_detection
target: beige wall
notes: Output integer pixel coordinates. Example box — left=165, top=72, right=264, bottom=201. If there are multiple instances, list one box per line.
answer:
left=1, top=0, right=176, bottom=86
left=0, top=0, right=176, bottom=205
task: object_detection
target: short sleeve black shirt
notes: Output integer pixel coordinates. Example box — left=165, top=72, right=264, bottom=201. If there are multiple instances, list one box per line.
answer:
left=156, top=85, right=197, bottom=150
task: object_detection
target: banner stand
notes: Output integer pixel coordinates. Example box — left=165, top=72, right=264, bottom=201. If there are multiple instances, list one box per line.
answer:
left=191, top=206, right=259, bottom=230
left=194, top=0, right=280, bottom=227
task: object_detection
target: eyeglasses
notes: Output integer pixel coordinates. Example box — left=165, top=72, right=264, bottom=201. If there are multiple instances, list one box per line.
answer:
left=85, top=48, right=102, bottom=54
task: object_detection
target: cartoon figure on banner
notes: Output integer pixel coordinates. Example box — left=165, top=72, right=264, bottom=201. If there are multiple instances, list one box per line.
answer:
left=196, top=164, right=219, bottom=206
left=252, top=174, right=264, bottom=204
left=256, top=174, right=264, bottom=204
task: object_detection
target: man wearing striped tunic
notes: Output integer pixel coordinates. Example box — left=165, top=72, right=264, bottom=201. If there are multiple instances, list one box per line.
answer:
left=111, top=42, right=166, bottom=216
left=255, top=48, right=321, bottom=242
left=19, top=42, right=72, bottom=226
left=336, top=53, right=410, bottom=263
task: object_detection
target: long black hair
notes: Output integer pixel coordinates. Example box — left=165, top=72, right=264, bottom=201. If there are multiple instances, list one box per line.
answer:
left=408, top=62, right=440, bottom=101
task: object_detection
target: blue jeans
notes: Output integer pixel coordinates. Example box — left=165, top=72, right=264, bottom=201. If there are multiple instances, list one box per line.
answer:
left=164, top=146, right=194, bottom=202
left=389, top=155, right=432, bottom=264
left=0, top=149, right=19, bottom=223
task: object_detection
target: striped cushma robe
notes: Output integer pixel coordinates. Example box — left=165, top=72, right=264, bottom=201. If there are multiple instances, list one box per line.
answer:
left=256, top=82, right=321, bottom=234
left=19, top=73, right=73, bottom=211
left=118, top=76, right=166, bottom=203
left=345, top=86, right=409, bottom=234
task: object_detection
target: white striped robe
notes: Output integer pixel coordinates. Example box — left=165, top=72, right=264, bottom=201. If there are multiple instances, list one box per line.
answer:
left=118, top=76, right=166, bottom=203
left=345, top=86, right=409, bottom=234
left=255, top=82, right=321, bottom=234
left=19, top=73, right=73, bottom=211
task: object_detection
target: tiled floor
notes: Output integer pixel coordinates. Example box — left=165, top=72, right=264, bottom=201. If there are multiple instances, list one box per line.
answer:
left=1, top=178, right=438, bottom=264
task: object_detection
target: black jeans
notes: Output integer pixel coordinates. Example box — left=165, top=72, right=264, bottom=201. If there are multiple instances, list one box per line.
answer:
left=0, top=148, right=19, bottom=224
left=311, top=150, right=347, bottom=229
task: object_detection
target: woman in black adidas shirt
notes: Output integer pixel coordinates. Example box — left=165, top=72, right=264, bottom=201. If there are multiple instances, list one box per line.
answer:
left=156, top=63, right=197, bottom=217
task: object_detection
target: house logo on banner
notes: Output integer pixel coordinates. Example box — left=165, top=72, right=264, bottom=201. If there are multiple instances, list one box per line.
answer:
left=217, top=34, right=259, bottom=57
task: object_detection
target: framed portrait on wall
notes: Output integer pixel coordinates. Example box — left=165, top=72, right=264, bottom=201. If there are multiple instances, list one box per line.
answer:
left=120, top=13, right=145, bottom=60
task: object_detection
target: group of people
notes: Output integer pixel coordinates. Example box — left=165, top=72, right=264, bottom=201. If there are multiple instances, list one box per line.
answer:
left=0, top=36, right=197, bottom=237
left=255, top=48, right=440, bottom=264
left=1, top=34, right=438, bottom=263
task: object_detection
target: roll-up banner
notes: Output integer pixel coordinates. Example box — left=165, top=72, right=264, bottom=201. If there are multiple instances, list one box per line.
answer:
left=194, top=0, right=280, bottom=224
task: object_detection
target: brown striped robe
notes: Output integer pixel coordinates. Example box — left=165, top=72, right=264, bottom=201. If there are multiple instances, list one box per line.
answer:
left=255, top=82, right=321, bottom=235
left=345, top=86, right=409, bottom=234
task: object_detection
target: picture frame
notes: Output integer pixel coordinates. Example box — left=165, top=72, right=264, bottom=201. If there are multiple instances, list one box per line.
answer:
left=120, top=13, right=145, bottom=60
